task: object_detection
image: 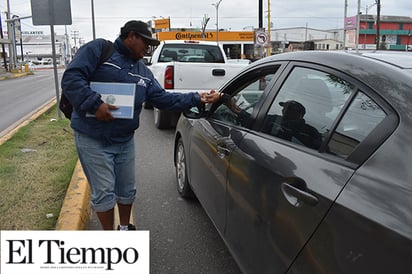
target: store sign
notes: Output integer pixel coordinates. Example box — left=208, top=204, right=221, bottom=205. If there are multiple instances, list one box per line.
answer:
left=157, top=31, right=254, bottom=41
left=154, top=18, right=170, bottom=30
left=344, top=15, right=357, bottom=30
left=21, top=31, right=44, bottom=35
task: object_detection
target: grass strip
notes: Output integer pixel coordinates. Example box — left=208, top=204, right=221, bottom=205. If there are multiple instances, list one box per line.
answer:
left=0, top=105, right=78, bottom=230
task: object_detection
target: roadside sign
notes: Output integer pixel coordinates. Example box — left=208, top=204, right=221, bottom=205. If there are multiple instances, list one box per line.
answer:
left=255, top=30, right=268, bottom=46
left=30, top=0, right=72, bottom=119
left=30, top=0, right=72, bottom=26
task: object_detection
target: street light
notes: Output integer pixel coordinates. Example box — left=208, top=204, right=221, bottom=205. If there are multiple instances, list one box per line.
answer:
left=212, top=0, right=222, bottom=45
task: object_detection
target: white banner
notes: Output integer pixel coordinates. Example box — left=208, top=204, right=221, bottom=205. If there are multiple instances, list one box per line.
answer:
left=1, top=231, right=149, bottom=274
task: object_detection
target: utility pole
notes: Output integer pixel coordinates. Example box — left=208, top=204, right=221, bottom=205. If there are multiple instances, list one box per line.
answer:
left=71, top=30, right=79, bottom=54
left=267, top=0, right=271, bottom=56
left=91, top=0, right=96, bottom=40
left=376, top=0, right=381, bottom=50
left=6, top=0, right=16, bottom=71
left=64, top=25, right=71, bottom=64
left=363, top=2, right=377, bottom=50
left=355, top=0, right=360, bottom=52
left=0, top=12, right=8, bottom=71
left=14, top=15, right=24, bottom=62
left=343, top=0, right=347, bottom=49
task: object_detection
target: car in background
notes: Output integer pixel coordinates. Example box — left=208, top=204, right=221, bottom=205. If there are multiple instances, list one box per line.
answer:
left=227, top=58, right=252, bottom=65
left=147, top=40, right=249, bottom=129
left=173, top=51, right=412, bottom=273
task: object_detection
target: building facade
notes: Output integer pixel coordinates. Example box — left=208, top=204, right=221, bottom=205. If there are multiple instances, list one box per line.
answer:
left=353, top=15, right=412, bottom=50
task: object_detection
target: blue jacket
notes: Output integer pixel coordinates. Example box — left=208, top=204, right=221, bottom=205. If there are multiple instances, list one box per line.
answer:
left=61, top=38, right=201, bottom=144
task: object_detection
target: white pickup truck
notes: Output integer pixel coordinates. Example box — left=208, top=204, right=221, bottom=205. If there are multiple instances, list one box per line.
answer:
left=147, top=40, right=249, bottom=129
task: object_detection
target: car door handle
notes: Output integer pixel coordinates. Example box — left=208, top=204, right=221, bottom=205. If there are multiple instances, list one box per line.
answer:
left=216, top=145, right=231, bottom=159
left=281, top=183, right=319, bottom=207
left=212, top=69, right=226, bottom=76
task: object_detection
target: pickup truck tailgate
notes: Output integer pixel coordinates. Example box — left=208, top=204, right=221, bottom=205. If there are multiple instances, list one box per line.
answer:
left=173, top=62, right=245, bottom=91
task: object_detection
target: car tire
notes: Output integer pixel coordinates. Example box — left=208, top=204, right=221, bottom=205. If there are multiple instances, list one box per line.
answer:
left=175, top=138, right=194, bottom=198
left=154, top=108, right=171, bottom=129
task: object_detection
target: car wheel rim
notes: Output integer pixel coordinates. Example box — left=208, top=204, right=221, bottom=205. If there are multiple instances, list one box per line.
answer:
left=176, top=143, right=186, bottom=191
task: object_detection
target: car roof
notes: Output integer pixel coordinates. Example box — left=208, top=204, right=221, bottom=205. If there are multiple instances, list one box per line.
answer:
left=350, top=51, right=412, bottom=72
left=161, top=40, right=220, bottom=46
left=253, top=51, right=412, bottom=104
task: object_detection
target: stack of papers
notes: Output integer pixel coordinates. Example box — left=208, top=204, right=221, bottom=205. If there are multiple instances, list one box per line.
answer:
left=87, top=82, right=136, bottom=119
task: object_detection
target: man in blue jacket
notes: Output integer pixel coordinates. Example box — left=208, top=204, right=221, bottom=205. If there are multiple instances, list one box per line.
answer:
left=61, top=20, right=220, bottom=230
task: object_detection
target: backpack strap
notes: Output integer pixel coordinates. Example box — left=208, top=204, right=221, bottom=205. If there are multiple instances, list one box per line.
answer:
left=97, top=40, right=115, bottom=67
left=60, top=40, right=115, bottom=119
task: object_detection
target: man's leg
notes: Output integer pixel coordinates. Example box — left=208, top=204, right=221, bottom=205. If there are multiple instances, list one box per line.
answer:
left=96, top=208, right=115, bottom=230
left=118, top=203, right=132, bottom=226
left=115, top=137, right=136, bottom=230
left=74, top=131, right=118, bottom=230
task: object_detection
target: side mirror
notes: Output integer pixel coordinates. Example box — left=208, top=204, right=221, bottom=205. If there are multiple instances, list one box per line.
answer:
left=183, top=106, right=208, bottom=119
left=142, top=57, right=151, bottom=65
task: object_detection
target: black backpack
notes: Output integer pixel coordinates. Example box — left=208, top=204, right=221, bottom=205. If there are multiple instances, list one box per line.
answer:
left=59, top=40, right=115, bottom=119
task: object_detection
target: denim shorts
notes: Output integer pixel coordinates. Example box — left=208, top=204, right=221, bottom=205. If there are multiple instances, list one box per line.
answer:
left=74, top=131, right=136, bottom=212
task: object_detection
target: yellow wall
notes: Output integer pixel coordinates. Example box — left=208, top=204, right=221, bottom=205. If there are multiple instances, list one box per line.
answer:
left=157, top=31, right=254, bottom=42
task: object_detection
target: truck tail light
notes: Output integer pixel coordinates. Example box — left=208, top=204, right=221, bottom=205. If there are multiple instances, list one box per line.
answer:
left=164, top=65, right=174, bottom=89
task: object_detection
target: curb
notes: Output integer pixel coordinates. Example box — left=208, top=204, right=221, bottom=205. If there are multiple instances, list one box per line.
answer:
left=55, top=161, right=91, bottom=230
left=0, top=99, right=56, bottom=145
left=0, top=71, right=31, bottom=81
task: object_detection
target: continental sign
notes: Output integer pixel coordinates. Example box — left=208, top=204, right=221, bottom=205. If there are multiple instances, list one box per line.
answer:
left=157, top=31, right=254, bottom=42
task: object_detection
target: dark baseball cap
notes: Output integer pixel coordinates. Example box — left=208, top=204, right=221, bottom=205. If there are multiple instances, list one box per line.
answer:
left=121, top=20, right=160, bottom=46
left=279, top=100, right=306, bottom=115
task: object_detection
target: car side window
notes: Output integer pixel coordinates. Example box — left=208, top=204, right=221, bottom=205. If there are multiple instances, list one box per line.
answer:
left=210, top=71, right=275, bottom=127
left=327, top=91, right=386, bottom=158
left=262, top=67, right=353, bottom=150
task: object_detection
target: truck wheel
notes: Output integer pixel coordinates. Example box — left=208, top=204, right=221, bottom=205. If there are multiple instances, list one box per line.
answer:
left=175, top=138, right=194, bottom=198
left=154, top=108, right=171, bottom=129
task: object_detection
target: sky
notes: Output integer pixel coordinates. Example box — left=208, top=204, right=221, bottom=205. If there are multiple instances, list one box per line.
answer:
left=1, top=0, right=412, bottom=43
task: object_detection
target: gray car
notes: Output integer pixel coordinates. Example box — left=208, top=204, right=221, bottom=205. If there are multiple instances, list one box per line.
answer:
left=173, top=51, right=412, bottom=274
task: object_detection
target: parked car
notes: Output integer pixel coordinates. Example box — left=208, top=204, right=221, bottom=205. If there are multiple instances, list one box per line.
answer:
left=173, top=51, right=412, bottom=273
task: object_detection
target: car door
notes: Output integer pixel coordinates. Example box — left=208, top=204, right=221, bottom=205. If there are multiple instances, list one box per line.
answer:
left=289, top=89, right=400, bottom=273
left=187, top=65, right=280, bottom=237
left=222, top=64, right=364, bottom=273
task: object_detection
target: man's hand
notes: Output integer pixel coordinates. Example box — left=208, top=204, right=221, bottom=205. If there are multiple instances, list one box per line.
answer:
left=94, top=103, right=119, bottom=121
left=200, top=89, right=222, bottom=104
